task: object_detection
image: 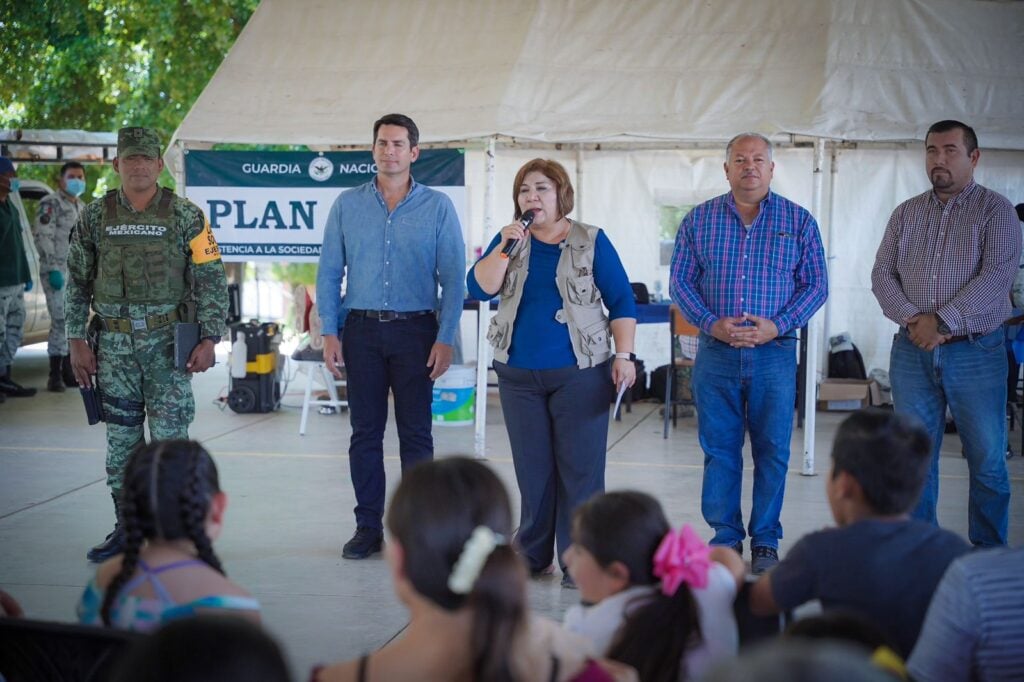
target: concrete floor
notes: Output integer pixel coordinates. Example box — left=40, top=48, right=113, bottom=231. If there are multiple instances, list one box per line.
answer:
left=1, top=343, right=1022, bottom=679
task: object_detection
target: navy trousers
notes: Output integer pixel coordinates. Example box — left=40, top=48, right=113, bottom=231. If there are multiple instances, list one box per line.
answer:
left=342, top=313, right=437, bottom=530
left=494, top=360, right=613, bottom=572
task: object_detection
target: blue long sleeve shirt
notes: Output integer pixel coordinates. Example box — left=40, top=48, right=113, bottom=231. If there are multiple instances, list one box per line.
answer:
left=316, top=178, right=466, bottom=345
left=670, top=190, right=828, bottom=336
left=467, top=229, right=636, bottom=369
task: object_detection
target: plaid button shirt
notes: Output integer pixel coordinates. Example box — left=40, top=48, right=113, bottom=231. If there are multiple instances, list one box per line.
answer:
left=871, top=181, right=1020, bottom=336
left=669, top=190, right=828, bottom=336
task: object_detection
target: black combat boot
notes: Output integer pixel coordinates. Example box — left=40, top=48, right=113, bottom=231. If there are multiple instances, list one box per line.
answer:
left=47, top=356, right=65, bottom=392
left=86, top=494, right=126, bottom=563
left=61, top=355, right=78, bottom=387
left=0, top=366, right=36, bottom=397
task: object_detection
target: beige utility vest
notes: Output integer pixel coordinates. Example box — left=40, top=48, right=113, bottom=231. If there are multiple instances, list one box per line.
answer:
left=487, top=220, right=611, bottom=368
left=94, top=188, right=188, bottom=306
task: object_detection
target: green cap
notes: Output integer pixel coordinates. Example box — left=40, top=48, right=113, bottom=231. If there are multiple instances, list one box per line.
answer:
left=117, top=126, right=161, bottom=158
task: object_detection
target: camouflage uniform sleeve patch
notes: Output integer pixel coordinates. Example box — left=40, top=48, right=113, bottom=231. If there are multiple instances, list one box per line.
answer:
left=38, top=202, right=53, bottom=224
left=189, top=217, right=222, bottom=264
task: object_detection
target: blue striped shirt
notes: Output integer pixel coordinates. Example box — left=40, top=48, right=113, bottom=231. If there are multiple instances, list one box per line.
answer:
left=316, top=178, right=466, bottom=344
left=908, top=547, right=1024, bottom=681
left=669, top=191, right=828, bottom=336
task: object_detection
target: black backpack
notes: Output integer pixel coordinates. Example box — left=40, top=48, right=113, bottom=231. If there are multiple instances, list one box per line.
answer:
left=828, top=345, right=867, bottom=380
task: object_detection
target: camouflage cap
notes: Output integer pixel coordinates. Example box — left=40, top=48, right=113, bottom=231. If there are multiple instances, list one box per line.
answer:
left=117, top=127, right=161, bottom=159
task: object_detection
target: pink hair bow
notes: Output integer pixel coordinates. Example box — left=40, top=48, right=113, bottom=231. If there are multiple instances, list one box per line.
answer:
left=652, top=524, right=712, bottom=595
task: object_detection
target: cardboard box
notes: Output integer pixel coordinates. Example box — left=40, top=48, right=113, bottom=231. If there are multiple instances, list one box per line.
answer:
left=817, top=378, right=874, bottom=411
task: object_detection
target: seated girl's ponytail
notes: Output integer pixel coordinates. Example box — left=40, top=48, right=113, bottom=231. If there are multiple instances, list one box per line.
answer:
left=573, top=492, right=708, bottom=682
left=608, top=525, right=708, bottom=681
left=387, top=458, right=526, bottom=682
left=453, top=533, right=525, bottom=682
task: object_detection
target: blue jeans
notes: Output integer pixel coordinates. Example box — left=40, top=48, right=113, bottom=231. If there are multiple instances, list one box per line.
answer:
left=890, top=329, right=1009, bottom=546
left=342, top=313, right=438, bottom=531
left=693, top=334, right=797, bottom=549
left=493, top=361, right=612, bottom=572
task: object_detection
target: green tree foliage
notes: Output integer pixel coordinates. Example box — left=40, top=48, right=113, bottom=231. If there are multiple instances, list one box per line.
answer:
left=0, top=0, right=258, bottom=137
left=2, top=1, right=319, bottom=292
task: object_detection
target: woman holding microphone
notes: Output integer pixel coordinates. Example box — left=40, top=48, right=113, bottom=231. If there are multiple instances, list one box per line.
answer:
left=467, top=158, right=637, bottom=588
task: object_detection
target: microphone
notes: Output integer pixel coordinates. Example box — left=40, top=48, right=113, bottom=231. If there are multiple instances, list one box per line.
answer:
left=500, top=210, right=536, bottom=258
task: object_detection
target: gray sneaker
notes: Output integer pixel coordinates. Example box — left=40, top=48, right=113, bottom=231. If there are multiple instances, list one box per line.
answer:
left=751, top=546, right=779, bottom=575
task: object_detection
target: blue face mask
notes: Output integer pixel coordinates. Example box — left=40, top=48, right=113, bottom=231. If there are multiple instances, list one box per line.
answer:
left=65, top=178, right=86, bottom=197
left=8, top=178, right=20, bottom=193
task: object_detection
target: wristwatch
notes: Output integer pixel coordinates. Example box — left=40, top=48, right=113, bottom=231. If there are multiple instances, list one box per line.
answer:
left=614, top=352, right=636, bottom=361
left=935, top=315, right=951, bottom=336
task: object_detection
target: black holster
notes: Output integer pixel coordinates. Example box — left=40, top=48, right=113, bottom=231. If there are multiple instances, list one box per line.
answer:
left=178, top=300, right=198, bottom=324
left=81, top=316, right=105, bottom=425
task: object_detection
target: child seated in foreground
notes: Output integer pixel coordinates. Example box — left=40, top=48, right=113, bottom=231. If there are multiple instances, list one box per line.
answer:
left=562, top=490, right=745, bottom=680
left=78, top=440, right=259, bottom=631
left=111, top=615, right=291, bottom=682
left=749, top=408, right=970, bottom=656
left=312, top=457, right=636, bottom=682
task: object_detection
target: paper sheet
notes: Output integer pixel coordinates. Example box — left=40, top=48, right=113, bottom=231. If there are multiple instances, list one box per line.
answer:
left=613, top=382, right=627, bottom=417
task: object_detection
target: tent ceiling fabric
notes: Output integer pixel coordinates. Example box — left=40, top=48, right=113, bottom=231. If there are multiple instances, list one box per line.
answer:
left=168, top=0, right=1023, bottom=170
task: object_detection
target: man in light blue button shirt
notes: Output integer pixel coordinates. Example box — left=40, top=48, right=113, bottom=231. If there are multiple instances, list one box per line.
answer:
left=317, top=113, right=465, bottom=559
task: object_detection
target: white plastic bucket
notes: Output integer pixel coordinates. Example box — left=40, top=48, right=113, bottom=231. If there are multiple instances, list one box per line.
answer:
left=432, top=365, right=476, bottom=426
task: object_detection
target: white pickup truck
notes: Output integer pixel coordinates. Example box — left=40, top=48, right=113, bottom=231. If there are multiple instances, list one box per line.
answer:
left=11, top=179, right=58, bottom=346
left=2, top=129, right=118, bottom=347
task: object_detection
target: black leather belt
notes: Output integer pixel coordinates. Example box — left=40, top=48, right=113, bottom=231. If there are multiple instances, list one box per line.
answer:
left=900, top=328, right=974, bottom=345
left=348, top=309, right=434, bottom=322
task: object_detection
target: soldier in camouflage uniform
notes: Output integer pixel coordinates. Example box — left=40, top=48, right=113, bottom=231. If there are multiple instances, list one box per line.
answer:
left=33, top=161, right=86, bottom=391
left=0, top=155, right=38, bottom=401
left=66, top=127, right=228, bottom=563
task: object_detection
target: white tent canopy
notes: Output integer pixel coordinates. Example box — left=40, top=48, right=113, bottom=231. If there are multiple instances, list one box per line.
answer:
left=168, top=0, right=1024, bottom=460
left=168, top=0, right=1024, bottom=158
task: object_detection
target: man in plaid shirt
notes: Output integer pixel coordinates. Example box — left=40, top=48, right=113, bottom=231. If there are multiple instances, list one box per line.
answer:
left=872, top=120, right=1019, bottom=547
left=671, top=133, right=828, bottom=574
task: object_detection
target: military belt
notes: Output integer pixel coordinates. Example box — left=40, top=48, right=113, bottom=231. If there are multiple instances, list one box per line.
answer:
left=97, top=310, right=180, bottom=333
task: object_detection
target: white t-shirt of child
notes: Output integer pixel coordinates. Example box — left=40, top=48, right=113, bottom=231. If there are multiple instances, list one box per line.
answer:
left=563, top=562, right=739, bottom=680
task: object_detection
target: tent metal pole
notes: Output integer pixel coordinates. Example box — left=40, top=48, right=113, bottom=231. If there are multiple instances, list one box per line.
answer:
left=822, top=145, right=839, bottom=358
left=172, top=140, right=187, bottom=191
left=802, top=137, right=826, bottom=476
left=474, top=136, right=498, bottom=458
left=575, top=144, right=584, bottom=222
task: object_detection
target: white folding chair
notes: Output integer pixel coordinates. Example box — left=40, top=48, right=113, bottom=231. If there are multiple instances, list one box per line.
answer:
left=296, top=360, right=347, bottom=436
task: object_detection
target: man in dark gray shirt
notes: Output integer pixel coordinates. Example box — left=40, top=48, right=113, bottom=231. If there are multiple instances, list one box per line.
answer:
left=750, top=409, right=970, bottom=657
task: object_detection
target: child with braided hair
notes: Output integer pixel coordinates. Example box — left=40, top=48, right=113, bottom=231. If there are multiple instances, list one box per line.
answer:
left=562, top=491, right=745, bottom=681
left=77, top=440, right=259, bottom=631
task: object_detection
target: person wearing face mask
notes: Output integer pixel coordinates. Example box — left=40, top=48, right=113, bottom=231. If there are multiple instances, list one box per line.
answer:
left=467, top=158, right=637, bottom=589
left=0, top=155, right=37, bottom=401
left=33, top=161, right=87, bottom=391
